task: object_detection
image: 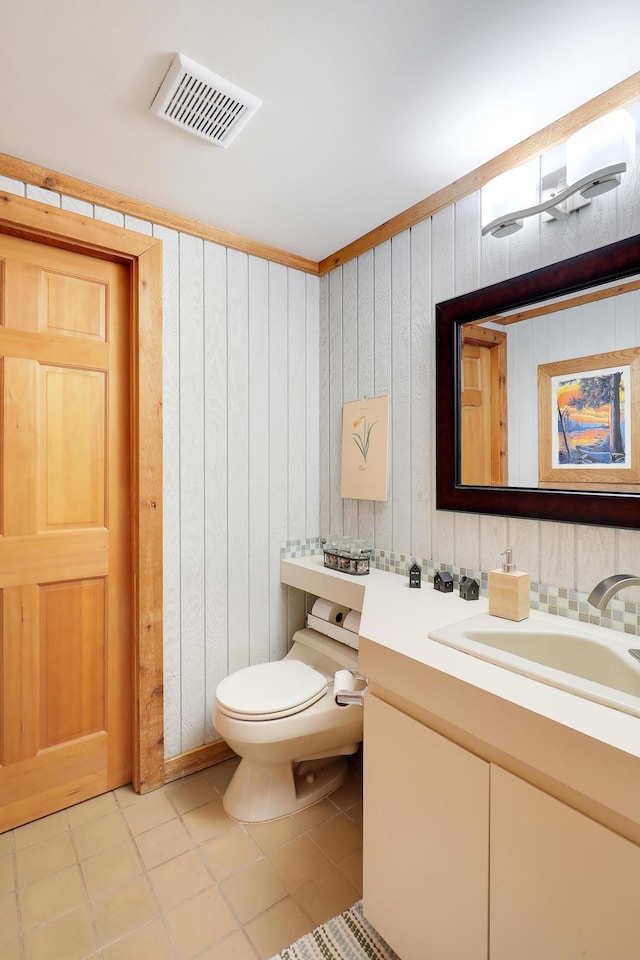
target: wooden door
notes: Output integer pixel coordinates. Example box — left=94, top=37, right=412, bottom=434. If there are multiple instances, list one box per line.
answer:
left=461, top=326, right=508, bottom=485
left=0, top=233, right=131, bottom=831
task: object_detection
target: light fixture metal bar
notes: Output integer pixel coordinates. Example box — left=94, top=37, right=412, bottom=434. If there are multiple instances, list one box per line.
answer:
left=482, top=162, right=627, bottom=237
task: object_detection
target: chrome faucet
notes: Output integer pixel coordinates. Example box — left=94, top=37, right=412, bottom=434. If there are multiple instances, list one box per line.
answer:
left=587, top=574, right=640, bottom=610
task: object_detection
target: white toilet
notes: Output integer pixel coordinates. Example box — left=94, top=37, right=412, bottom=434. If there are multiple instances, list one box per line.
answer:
left=213, top=624, right=363, bottom=822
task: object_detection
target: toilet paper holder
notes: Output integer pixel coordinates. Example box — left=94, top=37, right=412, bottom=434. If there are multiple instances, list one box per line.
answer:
left=334, top=670, right=368, bottom=707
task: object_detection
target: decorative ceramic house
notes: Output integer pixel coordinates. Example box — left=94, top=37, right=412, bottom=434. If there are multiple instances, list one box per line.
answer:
left=433, top=570, right=454, bottom=593
left=409, top=562, right=422, bottom=588
left=459, top=576, right=480, bottom=601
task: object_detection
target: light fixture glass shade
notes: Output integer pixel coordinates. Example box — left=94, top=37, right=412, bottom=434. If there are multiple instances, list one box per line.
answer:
left=566, top=109, right=636, bottom=197
left=481, top=160, right=539, bottom=235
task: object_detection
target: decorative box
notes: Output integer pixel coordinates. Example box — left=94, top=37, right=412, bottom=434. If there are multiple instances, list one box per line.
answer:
left=322, top=536, right=371, bottom=576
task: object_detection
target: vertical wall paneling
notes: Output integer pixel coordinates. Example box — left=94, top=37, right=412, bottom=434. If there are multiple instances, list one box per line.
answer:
left=285, top=269, right=307, bottom=638
left=322, top=104, right=640, bottom=601
left=226, top=250, right=251, bottom=675
left=178, top=234, right=206, bottom=750
left=305, top=274, right=320, bottom=540
left=287, top=269, right=308, bottom=542
left=409, top=220, right=431, bottom=561
left=390, top=231, right=411, bottom=554
left=430, top=208, right=456, bottom=564
left=247, top=256, right=271, bottom=670
left=342, top=259, right=359, bottom=537
left=373, top=241, right=392, bottom=551
left=356, top=249, right=375, bottom=545
left=94, top=205, right=125, bottom=228
left=203, top=242, right=229, bottom=741
left=155, top=225, right=181, bottom=758
left=319, top=275, right=331, bottom=537
left=268, top=263, right=290, bottom=660
left=328, top=269, right=344, bottom=536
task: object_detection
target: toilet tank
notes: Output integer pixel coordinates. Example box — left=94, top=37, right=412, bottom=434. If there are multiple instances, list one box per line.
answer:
left=287, top=627, right=359, bottom=675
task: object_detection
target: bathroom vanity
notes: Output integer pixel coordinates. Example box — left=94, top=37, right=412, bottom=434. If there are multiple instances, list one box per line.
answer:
left=281, top=555, right=640, bottom=960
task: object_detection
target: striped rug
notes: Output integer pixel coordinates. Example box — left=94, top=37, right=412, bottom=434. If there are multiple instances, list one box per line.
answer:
left=269, top=901, right=399, bottom=960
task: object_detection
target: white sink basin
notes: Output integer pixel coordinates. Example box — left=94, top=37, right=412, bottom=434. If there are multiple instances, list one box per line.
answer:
left=428, top=612, right=640, bottom=717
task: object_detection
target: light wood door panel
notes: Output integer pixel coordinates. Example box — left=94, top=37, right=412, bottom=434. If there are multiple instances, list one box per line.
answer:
left=0, top=233, right=131, bottom=831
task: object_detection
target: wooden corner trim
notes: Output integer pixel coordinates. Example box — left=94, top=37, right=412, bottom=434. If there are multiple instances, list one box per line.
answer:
left=0, top=153, right=319, bottom=275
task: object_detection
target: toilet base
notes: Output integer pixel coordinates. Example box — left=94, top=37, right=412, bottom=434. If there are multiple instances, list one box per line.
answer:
left=222, top=755, right=350, bottom=822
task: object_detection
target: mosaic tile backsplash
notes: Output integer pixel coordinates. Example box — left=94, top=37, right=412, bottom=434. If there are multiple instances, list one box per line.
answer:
left=281, top=540, right=640, bottom=637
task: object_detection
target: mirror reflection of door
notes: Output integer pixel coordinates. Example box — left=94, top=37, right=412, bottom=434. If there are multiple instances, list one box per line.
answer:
left=461, top=326, right=507, bottom=485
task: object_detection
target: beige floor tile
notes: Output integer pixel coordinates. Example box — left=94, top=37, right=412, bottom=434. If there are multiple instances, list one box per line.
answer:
left=114, top=784, right=139, bottom=808
left=165, top=772, right=217, bottom=814
left=72, top=810, right=130, bottom=861
left=0, top=832, right=14, bottom=857
left=199, top=827, right=262, bottom=882
left=203, top=758, right=240, bottom=795
left=346, top=800, right=363, bottom=829
left=166, top=886, right=237, bottom=959
left=22, top=903, right=97, bottom=960
left=292, top=866, right=359, bottom=926
left=92, top=874, right=158, bottom=946
left=220, top=859, right=287, bottom=924
left=0, top=854, right=15, bottom=896
left=289, top=798, right=336, bottom=832
left=182, top=796, right=239, bottom=844
left=267, top=835, right=334, bottom=893
left=13, top=810, right=68, bottom=850
left=81, top=839, right=143, bottom=898
left=19, top=863, right=86, bottom=930
left=66, top=792, right=119, bottom=828
left=336, top=848, right=363, bottom=895
left=15, top=832, right=77, bottom=887
left=328, top=775, right=363, bottom=812
left=122, top=791, right=179, bottom=836
left=135, top=818, right=193, bottom=871
left=101, top=918, right=177, bottom=960
left=244, top=897, right=314, bottom=960
left=1, top=937, right=21, bottom=960
left=197, top=929, right=260, bottom=960
left=309, top=813, right=363, bottom=863
left=149, top=849, right=213, bottom=910
left=0, top=892, right=19, bottom=944
left=244, top=817, right=302, bottom=855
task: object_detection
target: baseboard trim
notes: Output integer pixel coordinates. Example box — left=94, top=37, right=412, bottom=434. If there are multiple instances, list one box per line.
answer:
left=163, top=741, right=236, bottom=784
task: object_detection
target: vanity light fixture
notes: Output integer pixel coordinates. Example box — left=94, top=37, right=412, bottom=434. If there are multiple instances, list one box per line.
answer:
left=481, top=109, right=636, bottom=238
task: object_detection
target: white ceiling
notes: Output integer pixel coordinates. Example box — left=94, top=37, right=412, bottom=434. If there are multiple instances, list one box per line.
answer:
left=2, top=0, right=640, bottom=262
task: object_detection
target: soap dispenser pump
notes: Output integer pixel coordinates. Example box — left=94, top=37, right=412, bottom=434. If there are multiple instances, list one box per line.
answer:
left=488, top=549, right=530, bottom=621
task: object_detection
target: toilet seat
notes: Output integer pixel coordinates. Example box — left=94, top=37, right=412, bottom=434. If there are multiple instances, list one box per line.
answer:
left=215, top=660, right=329, bottom=721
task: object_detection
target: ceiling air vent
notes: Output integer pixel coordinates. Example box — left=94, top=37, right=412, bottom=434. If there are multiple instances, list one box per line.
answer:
left=150, top=53, right=262, bottom=148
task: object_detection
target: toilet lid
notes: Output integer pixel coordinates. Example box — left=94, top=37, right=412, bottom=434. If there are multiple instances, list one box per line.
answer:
left=216, top=660, right=329, bottom=720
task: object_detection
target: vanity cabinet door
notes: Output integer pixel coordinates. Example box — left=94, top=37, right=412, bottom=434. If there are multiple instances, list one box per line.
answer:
left=490, top=765, right=640, bottom=960
left=363, top=694, right=489, bottom=960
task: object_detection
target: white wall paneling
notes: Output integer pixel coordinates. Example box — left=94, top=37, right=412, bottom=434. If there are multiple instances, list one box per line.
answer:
left=321, top=100, right=640, bottom=599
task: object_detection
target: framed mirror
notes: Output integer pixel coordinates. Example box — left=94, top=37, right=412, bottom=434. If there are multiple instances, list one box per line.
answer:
left=435, top=232, right=640, bottom=528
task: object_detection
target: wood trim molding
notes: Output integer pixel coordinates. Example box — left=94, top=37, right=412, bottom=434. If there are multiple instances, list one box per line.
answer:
left=318, top=71, right=640, bottom=274
left=164, top=742, right=236, bottom=784
left=0, top=153, right=319, bottom=276
left=0, top=190, right=165, bottom=794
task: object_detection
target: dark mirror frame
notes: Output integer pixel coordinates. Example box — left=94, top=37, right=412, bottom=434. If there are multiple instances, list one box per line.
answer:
left=435, top=232, right=640, bottom=529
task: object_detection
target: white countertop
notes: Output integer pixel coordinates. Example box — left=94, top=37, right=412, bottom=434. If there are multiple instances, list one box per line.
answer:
left=281, top=555, right=640, bottom=830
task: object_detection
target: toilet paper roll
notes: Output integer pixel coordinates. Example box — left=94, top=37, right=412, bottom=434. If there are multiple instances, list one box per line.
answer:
left=334, top=669, right=356, bottom=693
left=343, top=610, right=361, bottom=634
left=311, top=598, right=350, bottom=625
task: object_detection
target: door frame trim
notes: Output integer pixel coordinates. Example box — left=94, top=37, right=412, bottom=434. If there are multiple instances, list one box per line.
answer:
left=0, top=191, right=164, bottom=792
